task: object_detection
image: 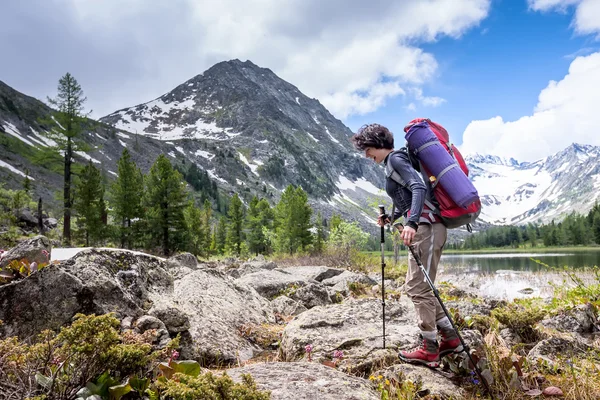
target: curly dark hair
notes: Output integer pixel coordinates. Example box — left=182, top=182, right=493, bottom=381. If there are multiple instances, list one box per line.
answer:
left=351, top=123, right=394, bottom=151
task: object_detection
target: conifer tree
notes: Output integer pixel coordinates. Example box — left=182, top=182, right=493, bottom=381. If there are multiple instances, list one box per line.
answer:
left=225, top=193, right=244, bottom=256
left=215, top=216, right=227, bottom=255
left=73, top=161, right=104, bottom=246
left=184, top=201, right=205, bottom=256
left=274, top=185, right=313, bottom=254
left=110, top=148, right=144, bottom=249
left=203, top=199, right=212, bottom=256
left=44, top=73, right=90, bottom=245
left=246, top=196, right=264, bottom=255
left=143, top=155, right=188, bottom=256
left=313, top=211, right=326, bottom=254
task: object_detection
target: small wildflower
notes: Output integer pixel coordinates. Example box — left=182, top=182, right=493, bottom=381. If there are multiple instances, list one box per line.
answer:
left=171, top=350, right=180, bottom=360
left=473, top=379, right=480, bottom=385
left=30, top=262, right=37, bottom=271
left=378, top=375, right=383, bottom=380
left=333, top=350, right=344, bottom=360
left=385, top=379, right=390, bottom=385
left=369, top=375, right=375, bottom=381
left=305, top=344, right=313, bottom=361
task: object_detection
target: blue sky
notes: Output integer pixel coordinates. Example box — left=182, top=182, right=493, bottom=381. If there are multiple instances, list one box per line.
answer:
left=345, top=0, right=598, bottom=153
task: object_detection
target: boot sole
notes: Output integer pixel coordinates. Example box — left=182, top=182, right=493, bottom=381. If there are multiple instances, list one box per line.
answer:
left=398, top=354, right=440, bottom=368
left=439, top=344, right=464, bottom=358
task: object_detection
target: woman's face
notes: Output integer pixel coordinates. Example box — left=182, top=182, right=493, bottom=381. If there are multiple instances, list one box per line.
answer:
left=364, top=147, right=387, bottom=164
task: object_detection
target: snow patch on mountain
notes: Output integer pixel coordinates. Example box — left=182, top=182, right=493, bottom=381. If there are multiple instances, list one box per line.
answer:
left=336, top=175, right=383, bottom=195
left=0, top=160, right=34, bottom=179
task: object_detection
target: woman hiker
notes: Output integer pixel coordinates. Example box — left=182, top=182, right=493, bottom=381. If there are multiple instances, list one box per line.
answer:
left=351, top=123, right=462, bottom=368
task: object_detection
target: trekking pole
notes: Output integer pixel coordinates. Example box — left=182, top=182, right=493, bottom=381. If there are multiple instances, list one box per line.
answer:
left=408, top=245, right=494, bottom=399
left=378, top=205, right=386, bottom=349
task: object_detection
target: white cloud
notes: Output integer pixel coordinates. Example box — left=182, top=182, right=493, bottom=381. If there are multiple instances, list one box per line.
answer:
left=1, top=0, right=491, bottom=120
left=529, top=0, right=600, bottom=36
left=461, top=52, right=600, bottom=161
left=411, top=87, right=447, bottom=107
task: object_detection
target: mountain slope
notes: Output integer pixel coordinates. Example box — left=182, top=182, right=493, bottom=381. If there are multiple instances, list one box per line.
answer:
left=466, top=143, right=600, bottom=225
left=100, top=59, right=384, bottom=198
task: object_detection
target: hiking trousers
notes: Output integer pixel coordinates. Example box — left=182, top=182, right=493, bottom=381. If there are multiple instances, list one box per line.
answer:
left=404, top=222, right=447, bottom=332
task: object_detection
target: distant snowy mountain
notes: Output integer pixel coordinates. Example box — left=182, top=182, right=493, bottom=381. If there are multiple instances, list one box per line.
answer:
left=466, top=143, right=600, bottom=225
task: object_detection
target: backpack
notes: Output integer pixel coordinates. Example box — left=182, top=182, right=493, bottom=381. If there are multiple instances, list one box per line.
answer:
left=386, top=118, right=481, bottom=230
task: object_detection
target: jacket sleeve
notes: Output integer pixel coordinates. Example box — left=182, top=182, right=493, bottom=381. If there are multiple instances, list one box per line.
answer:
left=389, top=153, right=426, bottom=229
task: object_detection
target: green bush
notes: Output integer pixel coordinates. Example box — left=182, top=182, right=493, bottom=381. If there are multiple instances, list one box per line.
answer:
left=491, top=303, right=546, bottom=342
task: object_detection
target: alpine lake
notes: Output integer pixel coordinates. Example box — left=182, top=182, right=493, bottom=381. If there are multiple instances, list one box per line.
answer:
left=382, top=247, right=600, bottom=301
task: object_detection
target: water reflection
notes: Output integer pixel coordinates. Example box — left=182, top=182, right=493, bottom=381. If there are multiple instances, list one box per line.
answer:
left=439, top=251, right=600, bottom=274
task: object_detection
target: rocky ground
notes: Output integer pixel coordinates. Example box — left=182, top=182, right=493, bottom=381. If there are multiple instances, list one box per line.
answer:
left=1, top=236, right=599, bottom=399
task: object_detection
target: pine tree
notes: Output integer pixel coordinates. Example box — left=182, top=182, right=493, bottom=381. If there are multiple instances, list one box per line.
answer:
left=73, top=161, right=104, bottom=246
left=184, top=201, right=206, bottom=256
left=293, top=187, right=313, bottom=251
left=225, top=193, right=244, bottom=256
left=202, top=199, right=212, bottom=256
left=110, top=148, right=144, bottom=249
left=44, top=73, right=90, bottom=246
left=257, top=198, right=274, bottom=254
left=143, top=155, right=188, bottom=256
left=273, top=185, right=313, bottom=254
left=313, top=211, right=326, bottom=254
left=330, top=214, right=342, bottom=233
left=215, top=216, right=227, bottom=255
left=246, top=196, right=264, bottom=255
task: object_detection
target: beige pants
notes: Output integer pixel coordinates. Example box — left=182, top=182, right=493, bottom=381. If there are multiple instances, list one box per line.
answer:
left=404, top=222, right=447, bottom=332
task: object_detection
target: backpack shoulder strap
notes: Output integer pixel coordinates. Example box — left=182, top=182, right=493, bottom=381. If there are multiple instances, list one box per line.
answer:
left=385, top=149, right=438, bottom=212
left=384, top=149, right=408, bottom=186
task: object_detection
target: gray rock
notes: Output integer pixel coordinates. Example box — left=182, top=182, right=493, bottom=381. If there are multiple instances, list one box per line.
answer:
left=227, top=362, right=380, bottom=400
left=321, top=270, right=377, bottom=296
left=0, top=249, right=167, bottom=337
left=167, top=252, right=198, bottom=270
left=17, top=208, right=39, bottom=227
left=271, top=295, right=308, bottom=317
left=290, top=283, right=332, bottom=309
left=281, top=266, right=345, bottom=282
left=540, top=303, right=599, bottom=334
left=43, top=217, right=58, bottom=230
left=134, top=315, right=171, bottom=348
left=280, top=297, right=420, bottom=376
left=235, top=269, right=309, bottom=299
left=444, top=300, right=492, bottom=317
left=376, top=364, right=466, bottom=399
left=163, top=267, right=275, bottom=364
left=165, top=252, right=198, bottom=278
left=224, top=259, right=278, bottom=279
left=149, top=306, right=191, bottom=333
left=499, top=328, right=522, bottom=347
left=527, top=337, right=590, bottom=366
left=0, top=235, right=51, bottom=268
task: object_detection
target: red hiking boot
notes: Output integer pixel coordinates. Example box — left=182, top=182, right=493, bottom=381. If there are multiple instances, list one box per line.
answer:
left=398, top=335, right=440, bottom=368
left=438, top=328, right=463, bottom=357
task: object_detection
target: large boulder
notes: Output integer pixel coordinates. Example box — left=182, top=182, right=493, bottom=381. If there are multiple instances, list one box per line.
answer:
left=234, top=269, right=312, bottom=299
left=0, top=235, right=51, bottom=269
left=321, top=270, right=378, bottom=296
left=539, top=304, right=599, bottom=335
left=375, top=364, right=466, bottom=399
left=227, top=362, right=380, bottom=400
left=280, top=297, right=420, bottom=376
left=0, top=248, right=168, bottom=338
left=0, top=248, right=275, bottom=367
left=153, top=267, right=275, bottom=364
